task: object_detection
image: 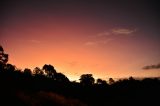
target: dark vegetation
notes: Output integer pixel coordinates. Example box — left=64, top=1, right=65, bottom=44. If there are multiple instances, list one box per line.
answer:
left=0, top=45, right=160, bottom=106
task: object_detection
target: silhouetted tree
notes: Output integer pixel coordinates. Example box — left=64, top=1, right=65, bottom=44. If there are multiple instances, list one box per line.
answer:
left=0, top=45, right=4, bottom=52
left=109, top=78, right=115, bottom=85
left=0, top=45, right=4, bottom=61
left=54, top=72, right=69, bottom=82
left=0, top=62, right=4, bottom=71
left=5, top=64, right=15, bottom=72
left=129, top=76, right=135, bottom=81
left=0, top=46, right=8, bottom=71
left=33, top=67, right=44, bottom=76
left=79, top=74, right=95, bottom=86
left=42, top=64, right=56, bottom=78
left=97, top=78, right=107, bottom=85
left=24, top=68, right=32, bottom=76
left=0, top=45, right=8, bottom=64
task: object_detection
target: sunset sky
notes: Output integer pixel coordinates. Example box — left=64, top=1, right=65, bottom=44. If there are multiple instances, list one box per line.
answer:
left=0, top=0, right=160, bottom=81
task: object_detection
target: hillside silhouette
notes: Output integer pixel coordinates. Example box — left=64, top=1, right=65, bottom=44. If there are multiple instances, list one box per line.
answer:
left=0, top=45, right=160, bottom=106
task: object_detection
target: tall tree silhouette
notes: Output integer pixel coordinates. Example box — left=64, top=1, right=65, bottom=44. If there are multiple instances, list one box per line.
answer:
left=0, top=45, right=8, bottom=64
left=79, top=74, right=95, bottom=86
left=42, top=64, right=56, bottom=78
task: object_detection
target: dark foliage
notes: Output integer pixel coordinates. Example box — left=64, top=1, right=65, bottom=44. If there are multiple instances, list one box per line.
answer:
left=0, top=46, right=160, bottom=106
left=79, top=74, right=95, bottom=86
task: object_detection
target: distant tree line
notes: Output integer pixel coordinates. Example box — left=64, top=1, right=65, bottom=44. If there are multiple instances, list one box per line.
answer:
left=0, top=45, right=116, bottom=85
left=0, top=45, right=160, bottom=106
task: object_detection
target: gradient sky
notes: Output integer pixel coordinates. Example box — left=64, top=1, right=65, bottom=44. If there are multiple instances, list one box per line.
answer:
left=0, top=0, right=160, bottom=81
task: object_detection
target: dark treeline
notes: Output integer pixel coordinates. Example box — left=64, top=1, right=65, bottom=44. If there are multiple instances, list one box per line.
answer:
left=0, top=45, right=160, bottom=106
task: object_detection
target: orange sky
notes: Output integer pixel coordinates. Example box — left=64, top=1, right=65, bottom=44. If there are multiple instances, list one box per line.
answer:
left=1, top=0, right=160, bottom=81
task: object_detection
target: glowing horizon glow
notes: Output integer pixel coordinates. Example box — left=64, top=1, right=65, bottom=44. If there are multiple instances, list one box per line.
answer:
left=1, top=0, right=160, bottom=81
